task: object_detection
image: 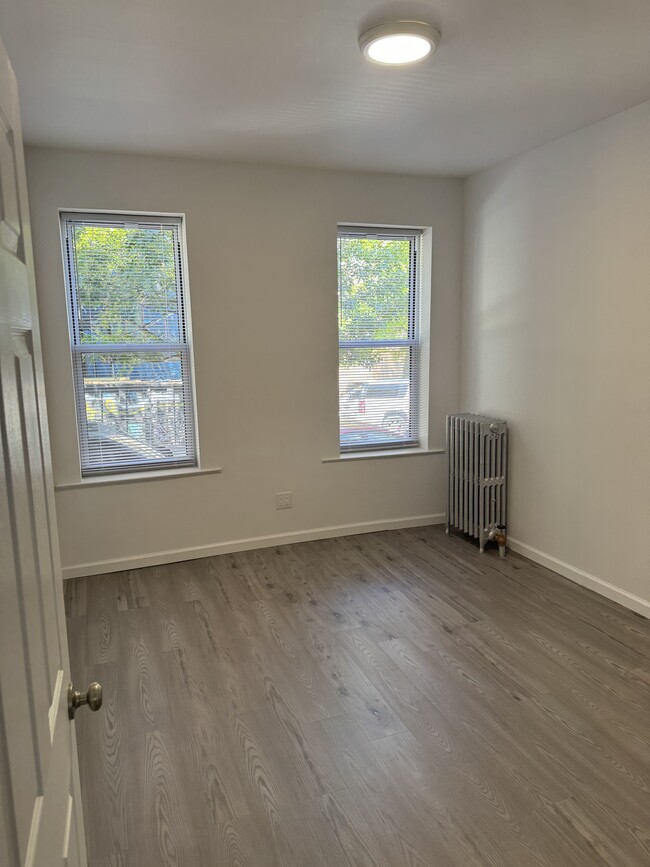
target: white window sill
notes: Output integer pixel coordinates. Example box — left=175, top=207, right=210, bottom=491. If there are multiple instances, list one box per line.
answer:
left=54, top=466, right=222, bottom=491
left=322, top=448, right=444, bottom=463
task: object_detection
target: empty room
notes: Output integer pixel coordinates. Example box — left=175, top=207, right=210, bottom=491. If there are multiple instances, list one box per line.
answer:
left=0, top=0, right=648, bottom=865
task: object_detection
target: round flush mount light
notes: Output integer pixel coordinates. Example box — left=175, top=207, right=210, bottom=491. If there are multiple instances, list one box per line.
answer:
left=359, top=21, right=441, bottom=65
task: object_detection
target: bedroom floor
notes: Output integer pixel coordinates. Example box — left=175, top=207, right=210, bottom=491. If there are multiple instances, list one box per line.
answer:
left=65, top=525, right=650, bottom=866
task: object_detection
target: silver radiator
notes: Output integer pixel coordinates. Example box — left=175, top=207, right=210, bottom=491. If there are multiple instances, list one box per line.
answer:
left=446, top=413, right=508, bottom=553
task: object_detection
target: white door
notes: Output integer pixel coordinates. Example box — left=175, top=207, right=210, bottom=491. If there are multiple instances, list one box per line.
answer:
left=0, top=36, right=90, bottom=867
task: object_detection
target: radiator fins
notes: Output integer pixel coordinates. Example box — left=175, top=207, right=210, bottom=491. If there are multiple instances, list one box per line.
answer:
left=446, top=414, right=508, bottom=553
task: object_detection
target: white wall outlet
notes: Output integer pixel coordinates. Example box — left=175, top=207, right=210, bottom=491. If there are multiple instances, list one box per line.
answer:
left=275, top=491, right=293, bottom=510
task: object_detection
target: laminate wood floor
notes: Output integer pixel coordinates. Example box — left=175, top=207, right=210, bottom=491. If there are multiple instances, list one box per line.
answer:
left=65, top=526, right=650, bottom=867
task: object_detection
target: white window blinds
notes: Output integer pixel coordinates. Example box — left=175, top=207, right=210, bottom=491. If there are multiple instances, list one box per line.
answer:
left=60, top=212, right=198, bottom=476
left=337, top=226, right=421, bottom=452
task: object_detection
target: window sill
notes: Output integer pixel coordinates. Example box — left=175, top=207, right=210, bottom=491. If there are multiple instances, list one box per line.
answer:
left=322, top=448, right=444, bottom=463
left=54, top=466, right=222, bottom=491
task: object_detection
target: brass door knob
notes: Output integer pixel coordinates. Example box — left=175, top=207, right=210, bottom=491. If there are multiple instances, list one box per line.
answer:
left=68, top=681, right=103, bottom=720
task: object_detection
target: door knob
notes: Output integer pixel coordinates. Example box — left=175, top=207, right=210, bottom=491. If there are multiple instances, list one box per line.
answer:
left=68, top=681, right=103, bottom=720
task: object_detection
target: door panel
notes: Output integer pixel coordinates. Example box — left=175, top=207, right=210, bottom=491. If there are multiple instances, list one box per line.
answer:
left=0, top=33, right=87, bottom=867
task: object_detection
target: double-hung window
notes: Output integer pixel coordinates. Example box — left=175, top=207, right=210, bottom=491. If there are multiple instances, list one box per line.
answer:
left=337, top=226, right=421, bottom=452
left=60, top=212, right=198, bottom=477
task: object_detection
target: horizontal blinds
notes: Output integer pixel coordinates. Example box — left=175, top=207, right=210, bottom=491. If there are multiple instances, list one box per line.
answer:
left=62, top=214, right=197, bottom=475
left=338, top=229, right=420, bottom=451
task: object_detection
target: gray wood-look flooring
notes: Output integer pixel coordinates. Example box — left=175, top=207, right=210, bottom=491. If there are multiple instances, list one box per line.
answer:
left=65, top=526, right=650, bottom=867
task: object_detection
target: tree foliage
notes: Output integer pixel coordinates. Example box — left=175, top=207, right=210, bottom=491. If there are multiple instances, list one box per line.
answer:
left=338, top=237, right=411, bottom=370
left=74, top=224, right=179, bottom=345
left=73, top=224, right=180, bottom=372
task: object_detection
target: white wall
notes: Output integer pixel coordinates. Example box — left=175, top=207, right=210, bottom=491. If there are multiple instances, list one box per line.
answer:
left=26, top=148, right=464, bottom=576
left=462, top=101, right=650, bottom=616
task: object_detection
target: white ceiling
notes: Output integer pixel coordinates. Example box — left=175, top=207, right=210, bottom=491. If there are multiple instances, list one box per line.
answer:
left=2, top=0, right=649, bottom=176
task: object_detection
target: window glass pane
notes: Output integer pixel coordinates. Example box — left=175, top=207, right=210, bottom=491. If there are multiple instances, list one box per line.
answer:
left=62, top=213, right=198, bottom=476
left=339, top=347, right=417, bottom=450
left=71, top=223, right=181, bottom=344
left=338, top=236, right=412, bottom=341
left=77, top=350, right=194, bottom=471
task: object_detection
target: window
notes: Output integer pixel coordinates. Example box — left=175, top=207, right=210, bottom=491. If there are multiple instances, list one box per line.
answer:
left=337, top=226, right=421, bottom=452
left=60, top=212, right=198, bottom=476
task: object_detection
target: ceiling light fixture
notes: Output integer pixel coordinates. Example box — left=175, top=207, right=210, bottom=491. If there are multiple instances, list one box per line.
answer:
left=359, top=21, right=441, bottom=65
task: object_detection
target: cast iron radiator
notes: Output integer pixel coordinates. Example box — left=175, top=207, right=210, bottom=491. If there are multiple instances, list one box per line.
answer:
left=446, top=413, right=508, bottom=553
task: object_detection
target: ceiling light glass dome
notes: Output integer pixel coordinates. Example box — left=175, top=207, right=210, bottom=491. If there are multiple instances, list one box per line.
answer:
left=359, top=21, right=441, bottom=65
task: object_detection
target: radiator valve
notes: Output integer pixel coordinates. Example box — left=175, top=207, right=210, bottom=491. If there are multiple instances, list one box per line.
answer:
left=488, top=526, right=507, bottom=557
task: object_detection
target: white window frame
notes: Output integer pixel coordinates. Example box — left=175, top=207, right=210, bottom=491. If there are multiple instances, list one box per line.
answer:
left=337, top=225, right=422, bottom=454
left=60, top=209, right=200, bottom=478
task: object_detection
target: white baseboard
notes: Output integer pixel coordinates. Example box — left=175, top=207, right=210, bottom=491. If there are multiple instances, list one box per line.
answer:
left=62, top=513, right=446, bottom=580
left=508, top=537, right=650, bottom=619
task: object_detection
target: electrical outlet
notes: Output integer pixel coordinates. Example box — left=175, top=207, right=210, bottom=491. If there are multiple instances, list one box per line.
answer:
left=275, top=491, right=293, bottom=510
